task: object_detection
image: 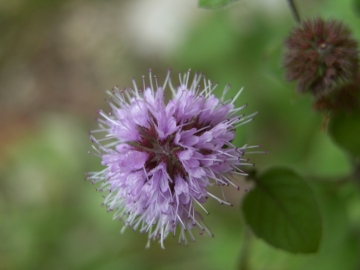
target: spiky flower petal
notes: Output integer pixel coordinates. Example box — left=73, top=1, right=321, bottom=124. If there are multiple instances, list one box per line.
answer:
left=87, top=69, right=258, bottom=248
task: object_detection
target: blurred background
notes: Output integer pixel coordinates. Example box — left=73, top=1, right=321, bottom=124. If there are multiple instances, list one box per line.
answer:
left=1, top=0, right=360, bottom=269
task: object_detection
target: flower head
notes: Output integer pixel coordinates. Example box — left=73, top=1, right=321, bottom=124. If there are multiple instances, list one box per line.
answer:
left=87, top=69, right=259, bottom=248
left=283, top=18, right=359, bottom=96
left=313, top=74, right=360, bottom=112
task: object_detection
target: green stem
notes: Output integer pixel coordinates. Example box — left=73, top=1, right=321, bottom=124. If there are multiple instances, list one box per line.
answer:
left=287, top=0, right=301, bottom=23
left=238, top=226, right=251, bottom=270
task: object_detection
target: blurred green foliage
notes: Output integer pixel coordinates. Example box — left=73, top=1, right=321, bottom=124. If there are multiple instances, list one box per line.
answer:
left=198, top=0, right=239, bottom=9
left=1, top=0, right=360, bottom=269
left=329, top=109, right=360, bottom=158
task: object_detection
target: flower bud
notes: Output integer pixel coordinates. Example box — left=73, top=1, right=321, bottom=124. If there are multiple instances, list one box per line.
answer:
left=284, top=18, right=359, bottom=97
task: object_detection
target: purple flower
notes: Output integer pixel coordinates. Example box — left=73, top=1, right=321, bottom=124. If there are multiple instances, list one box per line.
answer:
left=87, top=69, right=258, bottom=248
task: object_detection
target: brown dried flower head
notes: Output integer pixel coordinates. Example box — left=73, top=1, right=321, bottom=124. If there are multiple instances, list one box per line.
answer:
left=313, top=75, right=360, bottom=112
left=284, top=18, right=359, bottom=97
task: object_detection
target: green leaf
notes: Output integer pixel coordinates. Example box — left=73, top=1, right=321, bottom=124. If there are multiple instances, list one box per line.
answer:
left=198, top=0, right=239, bottom=9
left=328, top=109, right=360, bottom=157
left=242, top=167, right=322, bottom=253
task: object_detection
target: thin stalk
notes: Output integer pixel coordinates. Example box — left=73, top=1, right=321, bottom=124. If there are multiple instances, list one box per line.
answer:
left=238, top=226, right=251, bottom=270
left=287, top=0, right=301, bottom=23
